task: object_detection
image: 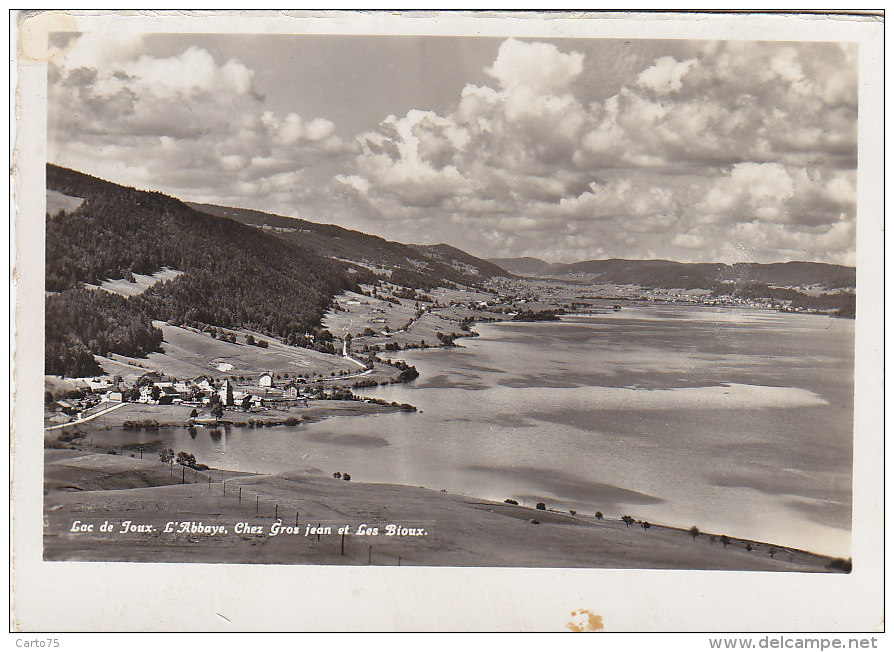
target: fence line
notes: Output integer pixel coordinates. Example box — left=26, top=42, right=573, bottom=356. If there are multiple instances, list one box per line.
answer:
left=154, top=458, right=413, bottom=564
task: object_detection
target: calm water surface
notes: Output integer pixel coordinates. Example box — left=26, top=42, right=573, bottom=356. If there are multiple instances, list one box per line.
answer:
left=87, top=305, right=854, bottom=557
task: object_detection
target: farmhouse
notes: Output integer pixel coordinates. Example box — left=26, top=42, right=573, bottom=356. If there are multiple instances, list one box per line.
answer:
left=259, top=372, right=273, bottom=388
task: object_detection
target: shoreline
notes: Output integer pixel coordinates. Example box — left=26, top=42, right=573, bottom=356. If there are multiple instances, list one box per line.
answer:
left=43, top=304, right=852, bottom=566
left=46, top=398, right=409, bottom=444
left=43, top=448, right=850, bottom=571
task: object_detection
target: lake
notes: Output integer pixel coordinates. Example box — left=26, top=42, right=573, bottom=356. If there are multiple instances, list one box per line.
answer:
left=85, top=305, right=855, bottom=558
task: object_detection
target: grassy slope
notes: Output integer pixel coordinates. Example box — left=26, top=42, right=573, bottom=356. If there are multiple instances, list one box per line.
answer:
left=85, top=268, right=184, bottom=298
left=97, top=322, right=359, bottom=380
left=43, top=453, right=840, bottom=571
left=46, top=189, right=84, bottom=215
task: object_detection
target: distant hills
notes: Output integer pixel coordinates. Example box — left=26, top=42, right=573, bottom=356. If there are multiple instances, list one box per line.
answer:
left=490, top=257, right=856, bottom=290
left=188, top=202, right=507, bottom=288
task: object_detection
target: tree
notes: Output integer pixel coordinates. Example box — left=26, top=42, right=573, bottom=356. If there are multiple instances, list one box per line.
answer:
left=720, top=535, right=730, bottom=548
left=536, top=502, right=546, bottom=511
left=176, top=451, right=196, bottom=468
left=622, top=515, right=635, bottom=528
left=242, top=395, right=252, bottom=411
left=150, top=385, right=161, bottom=401
left=333, top=472, right=342, bottom=479
left=641, top=521, right=651, bottom=531
left=689, top=526, right=700, bottom=539
left=211, top=403, right=224, bottom=419
left=246, top=334, right=255, bottom=346
left=343, top=473, right=351, bottom=482
left=189, top=408, right=198, bottom=418
left=159, top=448, right=174, bottom=464
left=594, top=511, right=603, bottom=520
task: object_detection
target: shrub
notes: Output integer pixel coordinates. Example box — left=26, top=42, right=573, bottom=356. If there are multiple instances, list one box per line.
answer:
left=333, top=472, right=341, bottom=479
left=176, top=451, right=197, bottom=468
left=343, top=473, right=351, bottom=482
left=595, top=511, right=603, bottom=520
left=531, top=520, right=540, bottom=525
left=504, top=499, right=518, bottom=505
left=536, top=502, right=546, bottom=511
left=689, top=526, right=700, bottom=539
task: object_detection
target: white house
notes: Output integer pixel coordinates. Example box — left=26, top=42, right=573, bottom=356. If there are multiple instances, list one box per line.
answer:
left=85, top=377, right=111, bottom=392
left=259, top=372, right=273, bottom=388
left=102, top=390, right=123, bottom=403
left=283, top=386, right=298, bottom=400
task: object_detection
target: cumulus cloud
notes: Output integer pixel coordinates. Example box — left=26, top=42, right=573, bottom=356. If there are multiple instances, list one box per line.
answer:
left=485, top=38, right=584, bottom=94
left=339, top=39, right=856, bottom=264
left=47, top=35, right=857, bottom=265
left=636, top=56, right=696, bottom=94
left=48, top=34, right=354, bottom=212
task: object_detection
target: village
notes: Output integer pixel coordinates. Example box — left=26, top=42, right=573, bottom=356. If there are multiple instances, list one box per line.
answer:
left=44, top=348, right=424, bottom=433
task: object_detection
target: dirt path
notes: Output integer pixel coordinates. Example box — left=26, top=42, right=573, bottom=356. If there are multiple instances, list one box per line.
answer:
left=44, top=402, right=127, bottom=431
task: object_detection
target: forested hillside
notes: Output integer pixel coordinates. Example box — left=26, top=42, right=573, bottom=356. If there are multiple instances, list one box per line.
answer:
left=188, top=202, right=509, bottom=289
left=46, top=164, right=372, bottom=376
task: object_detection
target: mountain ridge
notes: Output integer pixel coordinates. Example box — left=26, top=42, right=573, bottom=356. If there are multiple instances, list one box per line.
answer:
left=490, top=257, right=855, bottom=289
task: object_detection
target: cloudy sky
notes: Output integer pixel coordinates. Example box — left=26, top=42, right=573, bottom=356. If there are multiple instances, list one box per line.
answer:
left=48, top=33, right=857, bottom=265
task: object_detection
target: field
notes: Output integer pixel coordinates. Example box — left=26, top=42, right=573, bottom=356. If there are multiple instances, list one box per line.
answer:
left=84, top=267, right=184, bottom=297
left=43, top=449, right=845, bottom=571
left=96, top=322, right=366, bottom=382
left=324, top=286, right=506, bottom=351
left=46, top=189, right=84, bottom=216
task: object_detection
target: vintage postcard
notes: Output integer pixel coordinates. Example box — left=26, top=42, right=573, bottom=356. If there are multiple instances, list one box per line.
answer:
left=11, top=10, right=884, bottom=632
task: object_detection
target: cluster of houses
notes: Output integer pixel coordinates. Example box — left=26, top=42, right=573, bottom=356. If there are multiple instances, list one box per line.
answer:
left=50, top=372, right=312, bottom=420
left=136, top=372, right=309, bottom=408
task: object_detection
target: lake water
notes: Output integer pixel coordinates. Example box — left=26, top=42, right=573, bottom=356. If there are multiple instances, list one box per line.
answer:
left=86, top=305, right=855, bottom=557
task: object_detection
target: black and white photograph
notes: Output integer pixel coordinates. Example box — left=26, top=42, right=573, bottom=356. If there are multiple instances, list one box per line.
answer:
left=11, top=10, right=884, bottom=633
